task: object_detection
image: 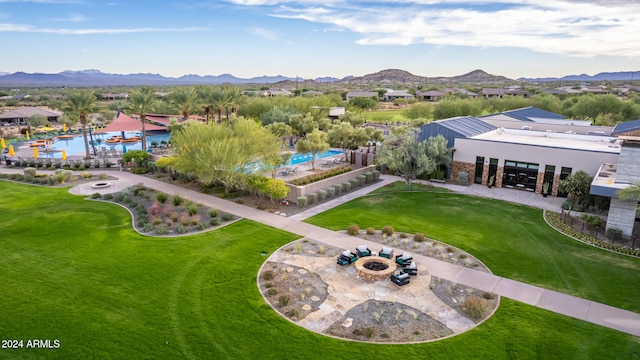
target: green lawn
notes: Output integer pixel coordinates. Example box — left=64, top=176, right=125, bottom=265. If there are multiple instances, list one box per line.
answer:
left=1, top=181, right=639, bottom=359
left=305, top=183, right=640, bottom=313
left=362, top=109, right=410, bottom=123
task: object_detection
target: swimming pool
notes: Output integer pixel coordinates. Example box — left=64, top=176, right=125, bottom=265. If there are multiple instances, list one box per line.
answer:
left=35, top=132, right=171, bottom=158
left=289, top=149, right=343, bottom=165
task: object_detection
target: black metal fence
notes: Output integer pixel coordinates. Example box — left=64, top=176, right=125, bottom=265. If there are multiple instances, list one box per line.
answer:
left=560, top=210, right=639, bottom=250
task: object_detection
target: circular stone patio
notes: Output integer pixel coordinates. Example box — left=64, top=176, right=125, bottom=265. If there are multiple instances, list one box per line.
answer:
left=69, top=178, right=136, bottom=196
left=258, top=239, right=499, bottom=343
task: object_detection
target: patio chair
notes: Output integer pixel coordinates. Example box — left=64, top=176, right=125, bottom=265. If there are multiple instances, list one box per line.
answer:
left=379, top=247, right=394, bottom=259
left=319, top=160, right=331, bottom=167
left=337, top=250, right=358, bottom=266
left=395, top=253, right=413, bottom=266
left=403, top=261, right=418, bottom=276
left=356, top=245, right=371, bottom=257
left=278, top=167, right=290, bottom=176
left=289, top=166, right=298, bottom=174
left=390, top=272, right=410, bottom=286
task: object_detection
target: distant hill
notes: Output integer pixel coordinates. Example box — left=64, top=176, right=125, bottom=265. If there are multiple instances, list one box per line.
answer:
left=0, top=69, right=299, bottom=87
left=520, top=71, right=640, bottom=82
left=339, top=68, right=513, bottom=85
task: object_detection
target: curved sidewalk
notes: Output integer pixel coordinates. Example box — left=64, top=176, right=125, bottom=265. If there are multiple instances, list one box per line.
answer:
left=2, top=168, right=639, bottom=337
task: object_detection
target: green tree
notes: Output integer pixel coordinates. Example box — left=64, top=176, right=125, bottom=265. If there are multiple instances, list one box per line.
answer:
left=265, top=122, right=293, bottom=147
left=338, top=111, right=365, bottom=128
left=376, top=129, right=435, bottom=185
left=264, top=177, right=290, bottom=207
left=404, top=102, right=433, bottom=120
left=295, top=129, right=329, bottom=170
left=169, top=87, right=199, bottom=121
left=433, top=97, right=483, bottom=119
left=127, top=86, right=156, bottom=152
left=426, top=134, right=453, bottom=172
left=27, top=114, right=47, bottom=131
left=289, top=112, right=317, bottom=138
left=63, top=89, right=101, bottom=159
left=558, top=170, right=593, bottom=207
left=531, top=93, right=563, bottom=114
left=348, top=97, right=378, bottom=111
left=260, top=106, right=299, bottom=126
left=326, top=122, right=374, bottom=162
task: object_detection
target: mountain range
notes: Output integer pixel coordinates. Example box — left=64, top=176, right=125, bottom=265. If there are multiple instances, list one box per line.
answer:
left=0, top=68, right=636, bottom=87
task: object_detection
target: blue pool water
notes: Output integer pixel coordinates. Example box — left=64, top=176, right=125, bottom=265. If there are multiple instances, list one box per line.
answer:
left=36, top=132, right=170, bottom=158
left=289, top=149, right=342, bottom=165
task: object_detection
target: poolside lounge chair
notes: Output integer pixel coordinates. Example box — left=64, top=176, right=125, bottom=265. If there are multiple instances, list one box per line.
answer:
left=391, top=272, right=410, bottom=286
left=395, top=253, right=413, bottom=267
left=403, top=261, right=418, bottom=276
left=288, top=166, right=298, bottom=174
left=356, top=245, right=371, bottom=257
left=379, top=247, right=394, bottom=259
left=278, top=167, right=290, bottom=176
left=319, top=160, right=331, bottom=167
left=337, top=250, right=358, bottom=266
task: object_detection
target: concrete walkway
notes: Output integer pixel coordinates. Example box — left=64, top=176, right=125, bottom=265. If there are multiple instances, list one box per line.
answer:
left=2, top=167, right=639, bottom=337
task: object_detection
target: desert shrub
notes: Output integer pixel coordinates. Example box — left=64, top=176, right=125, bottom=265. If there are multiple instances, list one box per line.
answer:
left=102, top=193, right=113, bottom=200
left=349, top=178, right=359, bottom=188
left=580, top=213, right=603, bottom=228
left=462, top=296, right=490, bottom=320
left=156, top=193, right=168, bottom=203
left=334, top=184, right=342, bottom=196
left=366, top=227, right=376, bottom=235
left=381, top=225, right=394, bottom=236
left=342, top=182, right=352, bottom=191
left=399, top=233, right=408, bottom=238
left=176, top=225, right=189, bottom=234
left=23, top=167, right=36, bottom=177
left=209, top=217, right=221, bottom=226
left=208, top=209, right=218, bottom=217
left=81, top=171, right=92, bottom=179
left=148, top=202, right=162, bottom=217
left=317, top=189, right=327, bottom=202
left=114, top=193, right=125, bottom=202
left=266, top=288, right=278, bottom=296
left=151, top=217, right=163, bottom=225
left=178, top=213, right=190, bottom=226
left=221, top=213, right=233, bottom=221
left=155, top=225, right=169, bottom=235
left=261, top=270, right=275, bottom=280
left=372, top=170, right=380, bottom=180
left=347, top=224, right=360, bottom=235
left=190, top=214, right=201, bottom=225
left=196, top=222, right=208, bottom=231
left=172, top=194, right=183, bottom=206
left=98, top=173, right=107, bottom=180
left=143, top=223, right=155, bottom=233
left=327, top=186, right=336, bottom=198
left=364, top=171, right=374, bottom=183
left=483, top=292, right=496, bottom=300
left=307, top=193, right=318, bottom=205
left=458, top=171, right=469, bottom=186
left=297, top=196, right=307, bottom=208
left=414, top=232, right=426, bottom=242
left=277, top=295, right=290, bottom=307
left=356, top=174, right=366, bottom=186
left=607, top=227, right=622, bottom=240
left=187, top=204, right=198, bottom=216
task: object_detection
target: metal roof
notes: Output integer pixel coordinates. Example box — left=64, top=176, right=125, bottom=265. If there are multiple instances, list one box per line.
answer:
left=417, top=116, right=496, bottom=147
left=611, top=119, right=640, bottom=136
left=491, top=106, right=565, bottom=122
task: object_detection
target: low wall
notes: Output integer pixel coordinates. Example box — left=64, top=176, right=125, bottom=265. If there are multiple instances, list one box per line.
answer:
left=286, top=165, right=376, bottom=203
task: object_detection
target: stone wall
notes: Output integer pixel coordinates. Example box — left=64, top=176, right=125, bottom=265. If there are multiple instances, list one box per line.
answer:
left=286, top=165, right=376, bottom=203
left=450, top=161, right=475, bottom=184
left=606, top=198, right=638, bottom=236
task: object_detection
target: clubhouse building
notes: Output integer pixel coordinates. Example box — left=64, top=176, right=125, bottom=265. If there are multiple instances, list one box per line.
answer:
left=418, top=107, right=639, bottom=236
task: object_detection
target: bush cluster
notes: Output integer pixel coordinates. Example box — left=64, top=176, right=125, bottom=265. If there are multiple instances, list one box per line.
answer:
left=462, top=296, right=490, bottom=320
left=291, top=165, right=351, bottom=185
left=347, top=224, right=360, bottom=236
left=381, top=226, right=394, bottom=236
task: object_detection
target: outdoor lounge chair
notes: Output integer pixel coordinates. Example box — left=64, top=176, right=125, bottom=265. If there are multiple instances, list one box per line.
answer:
left=379, top=247, right=394, bottom=259
left=391, top=272, right=410, bottom=286
left=356, top=245, right=371, bottom=257
left=403, top=261, right=418, bottom=276
left=337, top=250, right=358, bottom=266
left=396, top=253, right=413, bottom=266
left=288, top=166, right=298, bottom=174
left=278, top=167, right=290, bottom=176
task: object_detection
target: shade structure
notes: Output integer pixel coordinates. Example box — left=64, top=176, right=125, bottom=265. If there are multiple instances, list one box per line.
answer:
left=33, top=146, right=39, bottom=159
left=61, top=149, right=67, bottom=161
left=9, top=145, right=14, bottom=157
left=0, top=138, right=5, bottom=149
left=95, top=112, right=166, bottom=134
left=26, top=130, right=30, bottom=140
left=63, top=124, right=67, bottom=132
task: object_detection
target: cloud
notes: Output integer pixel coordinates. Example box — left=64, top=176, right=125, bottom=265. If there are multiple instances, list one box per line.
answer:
left=249, top=27, right=278, bottom=41
left=227, top=0, right=640, bottom=58
left=0, top=23, right=207, bottom=34
left=53, top=13, right=87, bottom=22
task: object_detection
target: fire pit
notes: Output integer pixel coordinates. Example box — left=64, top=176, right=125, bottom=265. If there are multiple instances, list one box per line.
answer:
left=91, top=182, right=111, bottom=189
left=355, top=256, right=397, bottom=281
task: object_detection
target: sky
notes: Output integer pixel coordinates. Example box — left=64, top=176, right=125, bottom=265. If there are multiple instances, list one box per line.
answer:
left=1, top=0, right=639, bottom=80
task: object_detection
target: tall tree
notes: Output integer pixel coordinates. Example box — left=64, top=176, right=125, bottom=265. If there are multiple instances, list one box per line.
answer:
left=63, top=89, right=100, bottom=159
left=128, top=86, right=156, bottom=152
left=196, top=86, right=216, bottom=124
left=169, top=87, right=199, bottom=121
left=27, top=114, right=47, bottom=132
left=295, top=129, right=329, bottom=170
left=376, top=129, right=435, bottom=185
left=326, top=121, right=373, bottom=162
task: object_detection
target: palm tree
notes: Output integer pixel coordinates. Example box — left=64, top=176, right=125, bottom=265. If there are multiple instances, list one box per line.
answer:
left=128, top=86, right=156, bottom=152
left=64, top=89, right=100, bottom=159
left=221, top=85, right=242, bottom=122
left=196, top=86, right=215, bottom=124
left=618, top=183, right=640, bottom=201
left=169, top=87, right=199, bottom=121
